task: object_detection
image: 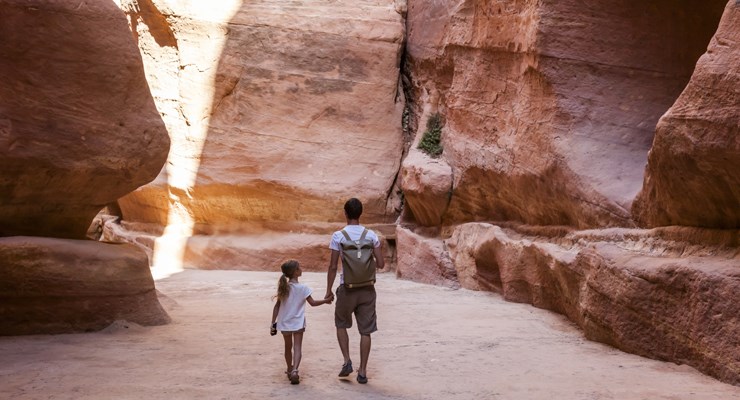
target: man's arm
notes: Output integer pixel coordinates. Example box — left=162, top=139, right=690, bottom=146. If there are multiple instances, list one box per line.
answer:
left=326, top=249, right=340, bottom=299
left=373, top=242, right=385, bottom=270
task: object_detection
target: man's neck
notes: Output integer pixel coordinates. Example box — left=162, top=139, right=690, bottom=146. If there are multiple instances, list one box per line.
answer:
left=346, top=219, right=360, bottom=226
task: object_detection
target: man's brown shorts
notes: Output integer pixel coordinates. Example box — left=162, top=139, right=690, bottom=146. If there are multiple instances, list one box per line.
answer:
left=335, top=285, right=377, bottom=335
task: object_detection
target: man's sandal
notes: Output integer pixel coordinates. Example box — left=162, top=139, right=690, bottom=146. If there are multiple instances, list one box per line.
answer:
left=289, top=369, right=300, bottom=385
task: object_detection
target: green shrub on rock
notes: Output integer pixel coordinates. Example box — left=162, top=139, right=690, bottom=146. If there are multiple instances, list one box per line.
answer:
left=418, top=113, right=443, bottom=158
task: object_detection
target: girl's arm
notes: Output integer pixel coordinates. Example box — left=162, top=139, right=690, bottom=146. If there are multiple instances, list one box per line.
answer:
left=306, top=295, right=331, bottom=307
left=271, top=299, right=280, bottom=324
left=270, top=299, right=280, bottom=335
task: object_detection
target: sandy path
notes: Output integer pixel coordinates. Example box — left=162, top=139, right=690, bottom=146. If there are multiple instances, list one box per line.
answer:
left=1, top=270, right=738, bottom=399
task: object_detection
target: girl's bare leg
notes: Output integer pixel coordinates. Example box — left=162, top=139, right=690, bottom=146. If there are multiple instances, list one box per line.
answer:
left=291, top=332, right=304, bottom=372
left=282, top=333, right=293, bottom=374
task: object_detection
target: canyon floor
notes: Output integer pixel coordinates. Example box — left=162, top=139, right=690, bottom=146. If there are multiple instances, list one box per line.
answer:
left=1, top=270, right=738, bottom=399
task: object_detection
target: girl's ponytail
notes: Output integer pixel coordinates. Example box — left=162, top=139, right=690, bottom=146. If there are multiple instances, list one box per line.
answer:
left=275, top=259, right=299, bottom=301
left=276, top=273, right=289, bottom=301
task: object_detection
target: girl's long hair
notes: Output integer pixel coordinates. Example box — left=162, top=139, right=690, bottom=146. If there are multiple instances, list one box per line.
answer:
left=275, top=260, right=299, bottom=301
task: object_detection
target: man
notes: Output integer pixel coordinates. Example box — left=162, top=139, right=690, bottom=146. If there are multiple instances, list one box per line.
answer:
left=325, top=198, right=385, bottom=384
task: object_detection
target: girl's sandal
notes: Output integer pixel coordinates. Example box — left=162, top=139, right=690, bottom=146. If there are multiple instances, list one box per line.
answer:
left=289, top=369, right=300, bottom=385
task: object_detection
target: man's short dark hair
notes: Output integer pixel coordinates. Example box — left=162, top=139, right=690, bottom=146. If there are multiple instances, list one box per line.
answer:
left=344, top=198, right=363, bottom=220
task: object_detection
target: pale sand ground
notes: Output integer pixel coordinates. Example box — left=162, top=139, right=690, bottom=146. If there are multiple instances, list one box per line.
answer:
left=1, top=270, right=738, bottom=400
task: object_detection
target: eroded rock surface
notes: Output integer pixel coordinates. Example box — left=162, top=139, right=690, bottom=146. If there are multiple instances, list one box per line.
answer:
left=0, top=237, right=170, bottom=335
left=633, top=2, right=740, bottom=229
left=0, top=0, right=169, bottom=239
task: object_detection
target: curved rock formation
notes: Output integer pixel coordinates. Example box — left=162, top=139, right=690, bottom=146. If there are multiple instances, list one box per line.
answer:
left=633, top=2, right=740, bottom=229
left=0, top=0, right=170, bottom=239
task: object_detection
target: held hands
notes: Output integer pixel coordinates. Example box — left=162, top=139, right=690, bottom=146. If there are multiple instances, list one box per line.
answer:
left=324, top=291, right=335, bottom=304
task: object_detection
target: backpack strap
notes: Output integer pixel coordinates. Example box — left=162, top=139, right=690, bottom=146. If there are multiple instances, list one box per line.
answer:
left=341, top=229, right=369, bottom=243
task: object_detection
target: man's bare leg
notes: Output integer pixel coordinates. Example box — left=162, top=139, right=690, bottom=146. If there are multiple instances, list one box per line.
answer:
left=336, top=327, right=356, bottom=377
left=359, top=334, right=371, bottom=376
left=337, top=327, right=351, bottom=364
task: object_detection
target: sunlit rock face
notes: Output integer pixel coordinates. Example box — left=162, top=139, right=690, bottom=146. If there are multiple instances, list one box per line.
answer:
left=633, top=2, right=740, bottom=229
left=0, top=237, right=170, bottom=335
left=0, top=0, right=170, bottom=239
left=116, top=0, right=406, bottom=233
left=403, top=0, right=727, bottom=229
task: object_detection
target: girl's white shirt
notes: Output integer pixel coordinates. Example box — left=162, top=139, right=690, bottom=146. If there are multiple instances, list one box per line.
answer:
left=276, top=282, right=312, bottom=332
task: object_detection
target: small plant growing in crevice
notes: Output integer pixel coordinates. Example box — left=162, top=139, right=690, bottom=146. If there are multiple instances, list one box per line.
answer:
left=402, top=107, right=410, bottom=135
left=417, top=113, right=443, bottom=158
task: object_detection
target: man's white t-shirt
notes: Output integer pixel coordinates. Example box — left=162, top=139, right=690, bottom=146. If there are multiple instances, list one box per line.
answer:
left=329, top=225, right=380, bottom=285
left=276, top=282, right=312, bottom=331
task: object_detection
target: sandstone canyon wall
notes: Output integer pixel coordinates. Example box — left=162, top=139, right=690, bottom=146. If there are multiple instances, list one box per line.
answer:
left=397, top=0, right=739, bottom=384
left=0, top=0, right=171, bottom=334
left=115, top=0, right=405, bottom=228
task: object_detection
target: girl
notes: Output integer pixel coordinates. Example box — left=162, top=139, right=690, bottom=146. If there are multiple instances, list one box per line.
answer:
left=271, top=260, right=331, bottom=384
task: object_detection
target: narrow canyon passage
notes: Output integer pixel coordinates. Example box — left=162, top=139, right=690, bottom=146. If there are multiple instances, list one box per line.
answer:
left=1, top=271, right=737, bottom=399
